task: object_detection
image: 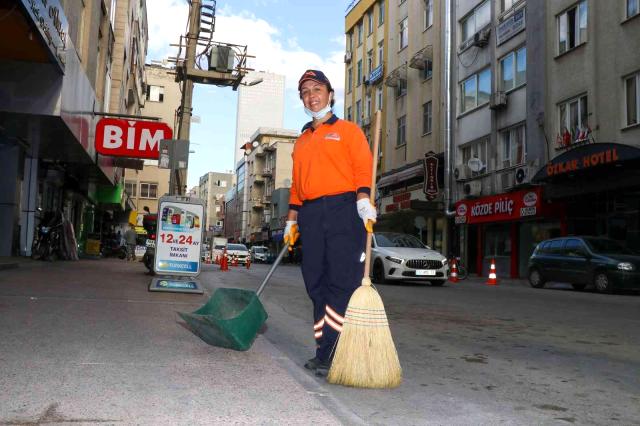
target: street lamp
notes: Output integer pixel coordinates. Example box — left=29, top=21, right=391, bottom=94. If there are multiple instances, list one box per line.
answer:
left=240, top=78, right=263, bottom=87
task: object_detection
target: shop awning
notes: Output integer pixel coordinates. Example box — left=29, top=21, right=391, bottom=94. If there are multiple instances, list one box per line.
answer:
left=533, top=142, right=640, bottom=182
left=377, top=163, right=424, bottom=188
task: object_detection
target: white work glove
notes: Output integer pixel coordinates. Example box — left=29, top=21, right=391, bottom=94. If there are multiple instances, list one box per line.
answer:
left=283, top=220, right=299, bottom=251
left=356, top=198, right=377, bottom=233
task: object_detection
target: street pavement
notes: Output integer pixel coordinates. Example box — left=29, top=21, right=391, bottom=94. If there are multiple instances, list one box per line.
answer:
left=1, top=258, right=639, bottom=425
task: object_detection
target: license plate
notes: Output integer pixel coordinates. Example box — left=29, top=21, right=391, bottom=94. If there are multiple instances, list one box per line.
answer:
left=415, top=269, right=436, bottom=276
left=146, top=239, right=155, bottom=247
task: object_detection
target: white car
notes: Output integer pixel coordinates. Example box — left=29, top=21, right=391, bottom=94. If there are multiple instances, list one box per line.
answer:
left=250, top=246, right=269, bottom=263
left=369, top=232, right=449, bottom=285
left=225, top=243, right=250, bottom=264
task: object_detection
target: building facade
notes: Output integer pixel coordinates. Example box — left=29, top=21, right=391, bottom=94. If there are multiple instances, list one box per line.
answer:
left=130, top=63, right=182, bottom=214
left=345, top=0, right=449, bottom=255
left=233, top=71, right=285, bottom=167
left=0, top=0, right=147, bottom=257
left=198, top=171, right=233, bottom=237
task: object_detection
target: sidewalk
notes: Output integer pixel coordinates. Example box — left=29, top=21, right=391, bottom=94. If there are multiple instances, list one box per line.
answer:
left=0, top=259, right=340, bottom=425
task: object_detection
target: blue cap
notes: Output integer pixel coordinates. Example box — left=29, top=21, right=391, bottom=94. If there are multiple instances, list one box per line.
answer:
left=298, top=69, right=333, bottom=92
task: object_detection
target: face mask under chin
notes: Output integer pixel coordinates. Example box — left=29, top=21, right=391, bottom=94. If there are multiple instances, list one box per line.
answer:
left=304, top=99, right=332, bottom=120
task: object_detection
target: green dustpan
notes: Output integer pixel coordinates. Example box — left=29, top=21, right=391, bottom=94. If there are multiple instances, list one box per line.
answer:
left=178, top=244, right=289, bottom=351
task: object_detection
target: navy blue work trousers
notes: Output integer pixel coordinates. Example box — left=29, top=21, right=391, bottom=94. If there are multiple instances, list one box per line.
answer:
left=297, top=192, right=366, bottom=362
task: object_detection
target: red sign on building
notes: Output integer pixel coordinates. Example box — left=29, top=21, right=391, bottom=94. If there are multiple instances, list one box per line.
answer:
left=95, top=118, right=173, bottom=159
left=454, top=187, right=541, bottom=225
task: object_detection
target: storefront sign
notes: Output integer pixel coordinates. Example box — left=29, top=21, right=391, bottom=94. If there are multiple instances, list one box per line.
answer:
left=95, top=118, right=173, bottom=159
left=154, top=196, right=205, bottom=276
left=19, top=0, right=68, bottom=71
left=422, top=151, right=439, bottom=201
left=532, top=143, right=640, bottom=182
left=454, top=188, right=541, bottom=225
left=496, top=8, right=525, bottom=46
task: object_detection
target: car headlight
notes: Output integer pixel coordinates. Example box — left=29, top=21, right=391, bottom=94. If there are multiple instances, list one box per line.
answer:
left=385, top=256, right=403, bottom=264
left=617, top=262, right=634, bottom=271
left=441, top=258, right=448, bottom=266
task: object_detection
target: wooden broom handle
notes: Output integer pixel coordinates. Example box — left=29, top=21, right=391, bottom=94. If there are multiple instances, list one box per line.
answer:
left=363, top=110, right=381, bottom=279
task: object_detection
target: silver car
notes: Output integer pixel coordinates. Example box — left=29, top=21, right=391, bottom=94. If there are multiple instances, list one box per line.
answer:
left=369, top=232, right=449, bottom=285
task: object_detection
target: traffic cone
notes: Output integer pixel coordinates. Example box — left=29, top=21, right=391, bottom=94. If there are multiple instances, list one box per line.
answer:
left=232, top=255, right=238, bottom=267
left=448, top=258, right=459, bottom=283
left=246, top=257, right=251, bottom=269
left=214, top=255, right=219, bottom=265
left=486, top=258, right=498, bottom=285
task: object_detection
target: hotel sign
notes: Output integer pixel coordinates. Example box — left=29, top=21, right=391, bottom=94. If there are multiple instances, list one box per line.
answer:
left=496, top=8, right=525, bottom=46
left=19, top=0, right=69, bottom=72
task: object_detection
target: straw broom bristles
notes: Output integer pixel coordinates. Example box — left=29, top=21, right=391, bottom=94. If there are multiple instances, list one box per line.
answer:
left=327, top=276, right=402, bottom=388
left=327, top=110, right=401, bottom=388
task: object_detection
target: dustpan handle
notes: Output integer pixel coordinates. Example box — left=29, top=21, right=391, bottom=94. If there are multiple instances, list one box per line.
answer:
left=256, top=242, right=290, bottom=297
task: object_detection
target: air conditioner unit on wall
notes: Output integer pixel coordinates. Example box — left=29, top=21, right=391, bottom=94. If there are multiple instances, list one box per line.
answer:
left=514, top=165, right=534, bottom=185
left=490, top=91, right=507, bottom=109
left=344, top=51, right=352, bottom=63
left=473, top=27, right=491, bottom=47
left=463, top=180, right=482, bottom=197
left=454, top=166, right=470, bottom=181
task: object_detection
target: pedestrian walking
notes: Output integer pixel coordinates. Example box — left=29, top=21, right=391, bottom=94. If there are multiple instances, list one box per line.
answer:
left=124, top=224, right=137, bottom=261
left=284, top=69, right=376, bottom=376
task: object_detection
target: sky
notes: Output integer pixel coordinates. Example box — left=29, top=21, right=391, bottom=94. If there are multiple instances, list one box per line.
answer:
left=146, top=0, right=350, bottom=188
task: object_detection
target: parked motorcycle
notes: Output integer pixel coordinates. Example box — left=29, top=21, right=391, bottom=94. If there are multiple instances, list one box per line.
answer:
left=142, top=214, right=158, bottom=274
left=31, top=212, right=63, bottom=261
left=100, top=238, right=127, bottom=259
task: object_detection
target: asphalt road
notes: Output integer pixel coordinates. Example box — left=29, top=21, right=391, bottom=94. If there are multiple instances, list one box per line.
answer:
left=203, top=262, right=640, bottom=425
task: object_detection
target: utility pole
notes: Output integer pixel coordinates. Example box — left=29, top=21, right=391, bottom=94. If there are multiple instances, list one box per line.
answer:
left=171, top=0, right=201, bottom=195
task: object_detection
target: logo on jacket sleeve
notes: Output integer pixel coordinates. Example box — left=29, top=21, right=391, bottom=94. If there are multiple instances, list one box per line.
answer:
left=324, top=132, right=341, bottom=141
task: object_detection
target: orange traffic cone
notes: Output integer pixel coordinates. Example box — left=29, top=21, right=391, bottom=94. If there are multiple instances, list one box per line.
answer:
left=487, top=258, right=498, bottom=285
left=246, top=257, right=251, bottom=269
left=220, top=250, right=228, bottom=271
left=449, top=258, right=459, bottom=283
left=214, top=255, right=219, bottom=265
left=232, top=255, right=238, bottom=267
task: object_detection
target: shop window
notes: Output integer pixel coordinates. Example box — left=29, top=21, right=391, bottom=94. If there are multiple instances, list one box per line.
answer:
left=500, top=124, right=526, bottom=168
left=485, top=226, right=512, bottom=257
left=140, top=182, right=158, bottom=199
left=625, top=72, right=639, bottom=127
left=558, top=1, right=587, bottom=55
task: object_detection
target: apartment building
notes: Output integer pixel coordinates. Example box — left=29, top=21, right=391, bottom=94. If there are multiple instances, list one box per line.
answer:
left=225, top=128, right=297, bottom=245
left=0, top=0, right=145, bottom=256
left=128, top=64, right=182, bottom=214
left=198, top=171, right=233, bottom=236
left=345, top=0, right=448, bottom=255
left=534, top=0, right=640, bottom=247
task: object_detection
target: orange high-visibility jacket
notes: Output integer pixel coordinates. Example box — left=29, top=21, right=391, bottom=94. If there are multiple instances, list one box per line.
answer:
left=289, top=116, right=372, bottom=209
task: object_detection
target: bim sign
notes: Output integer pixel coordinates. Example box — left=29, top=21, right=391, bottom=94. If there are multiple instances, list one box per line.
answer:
left=95, top=118, right=173, bottom=159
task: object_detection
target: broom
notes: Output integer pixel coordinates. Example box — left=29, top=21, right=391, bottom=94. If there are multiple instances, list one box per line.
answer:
left=327, top=110, right=402, bottom=388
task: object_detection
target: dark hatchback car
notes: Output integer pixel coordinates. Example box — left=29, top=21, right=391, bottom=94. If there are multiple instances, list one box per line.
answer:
left=528, top=237, right=640, bottom=293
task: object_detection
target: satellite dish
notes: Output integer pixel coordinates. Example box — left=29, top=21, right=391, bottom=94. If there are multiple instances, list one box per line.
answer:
left=467, top=157, right=484, bottom=172
left=414, top=216, right=427, bottom=230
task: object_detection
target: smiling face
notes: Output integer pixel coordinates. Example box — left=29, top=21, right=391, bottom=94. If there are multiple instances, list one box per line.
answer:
left=299, top=80, right=332, bottom=112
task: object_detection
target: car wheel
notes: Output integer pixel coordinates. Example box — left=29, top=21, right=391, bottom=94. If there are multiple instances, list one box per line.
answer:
left=528, top=268, right=546, bottom=288
left=430, top=281, right=445, bottom=287
left=571, top=283, right=586, bottom=291
left=594, top=271, right=613, bottom=294
left=372, top=260, right=387, bottom=284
